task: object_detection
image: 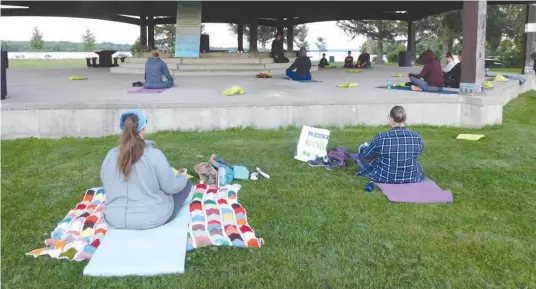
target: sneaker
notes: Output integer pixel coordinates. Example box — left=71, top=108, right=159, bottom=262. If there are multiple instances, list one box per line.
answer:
left=256, top=167, right=270, bottom=179
left=324, top=158, right=340, bottom=170
left=308, top=156, right=329, bottom=167
left=250, top=172, right=259, bottom=180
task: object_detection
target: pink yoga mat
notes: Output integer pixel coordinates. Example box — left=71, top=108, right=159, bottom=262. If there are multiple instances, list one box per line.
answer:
left=376, top=178, right=453, bottom=203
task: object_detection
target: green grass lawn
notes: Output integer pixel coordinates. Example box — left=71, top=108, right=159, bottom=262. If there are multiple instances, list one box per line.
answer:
left=7, top=59, right=87, bottom=68
left=2, top=92, right=536, bottom=288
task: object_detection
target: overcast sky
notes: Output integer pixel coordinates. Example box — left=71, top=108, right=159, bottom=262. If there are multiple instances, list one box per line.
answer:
left=0, top=16, right=367, bottom=50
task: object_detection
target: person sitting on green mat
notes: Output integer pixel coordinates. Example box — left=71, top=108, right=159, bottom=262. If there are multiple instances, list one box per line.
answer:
left=343, top=51, right=354, bottom=68
left=144, top=48, right=174, bottom=89
left=319, top=53, right=329, bottom=68
left=101, top=109, right=192, bottom=230
left=356, top=50, right=371, bottom=68
left=286, top=48, right=312, bottom=81
left=444, top=50, right=462, bottom=88
left=408, top=50, right=444, bottom=92
left=357, top=106, right=425, bottom=184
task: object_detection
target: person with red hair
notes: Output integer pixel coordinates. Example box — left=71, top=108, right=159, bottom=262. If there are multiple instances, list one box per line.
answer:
left=408, top=50, right=444, bottom=92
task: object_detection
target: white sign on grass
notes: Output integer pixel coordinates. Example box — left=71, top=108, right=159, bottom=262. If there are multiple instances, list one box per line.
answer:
left=294, top=126, right=331, bottom=162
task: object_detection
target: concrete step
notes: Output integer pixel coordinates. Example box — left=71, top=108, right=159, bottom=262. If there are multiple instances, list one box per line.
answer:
left=125, top=57, right=297, bottom=65
left=134, top=51, right=297, bottom=59
left=119, top=62, right=294, bottom=71
left=110, top=67, right=290, bottom=76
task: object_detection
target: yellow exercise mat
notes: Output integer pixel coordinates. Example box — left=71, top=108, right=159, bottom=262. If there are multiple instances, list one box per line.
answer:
left=172, top=167, right=194, bottom=179
left=346, top=69, right=362, bottom=73
left=484, top=81, right=494, bottom=89
left=337, top=82, right=358, bottom=88
left=222, top=86, right=244, bottom=96
left=395, top=82, right=407, bottom=87
left=456, top=134, right=485, bottom=141
left=493, top=74, right=508, bottom=82
left=68, top=76, right=88, bottom=80
left=392, top=73, right=405, bottom=77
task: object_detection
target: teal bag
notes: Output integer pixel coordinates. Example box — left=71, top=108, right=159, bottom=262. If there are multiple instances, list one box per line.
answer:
left=232, top=165, right=250, bottom=180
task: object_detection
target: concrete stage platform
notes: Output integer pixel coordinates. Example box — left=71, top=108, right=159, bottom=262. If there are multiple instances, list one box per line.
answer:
left=1, top=65, right=534, bottom=139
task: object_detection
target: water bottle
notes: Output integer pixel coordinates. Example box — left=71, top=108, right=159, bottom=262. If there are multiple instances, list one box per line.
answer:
left=364, top=181, right=374, bottom=192
left=218, top=167, right=227, bottom=187
left=387, top=80, right=392, bottom=90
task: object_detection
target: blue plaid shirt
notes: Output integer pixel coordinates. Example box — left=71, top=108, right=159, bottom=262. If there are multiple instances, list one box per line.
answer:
left=357, top=127, right=425, bottom=184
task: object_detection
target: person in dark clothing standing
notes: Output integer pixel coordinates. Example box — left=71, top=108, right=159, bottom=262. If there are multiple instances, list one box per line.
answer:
left=408, top=50, right=444, bottom=92
left=271, top=33, right=289, bottom=63
left=356, top=50, right=371, bottom=68
left=532, top=52, right=536, bottom=76
left=444, top=50, right=462, bottom=88
left=319, top=53, right=329, bottom=68
left=286, top=48, right=312, bottom=81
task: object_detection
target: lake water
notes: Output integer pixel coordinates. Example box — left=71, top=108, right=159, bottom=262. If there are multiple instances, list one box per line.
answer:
left=7, top=51, right=388, bottom=63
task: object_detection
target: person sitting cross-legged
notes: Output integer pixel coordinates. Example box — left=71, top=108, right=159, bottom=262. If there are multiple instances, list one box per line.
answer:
left=143, top=48, right=174, bottom=89
left=343, top=51, right=354, bottom=68
left=286, top=48, right=312, bottom=81
left=356, top=50, right=371, bottom=68
left=356, top=106, right=426, bottom=184
left=444, top=50, right=462, bottom=88
left=318, top=53, right=329, bottom=68
left=408, top=50, right=444, bottom=92
left=271, top=33, right=289, bottom=63
left=101, top=109, right=192, bottom=230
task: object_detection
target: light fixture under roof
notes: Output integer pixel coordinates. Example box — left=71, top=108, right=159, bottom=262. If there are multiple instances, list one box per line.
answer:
left=0, top=5, right=29, bottom=9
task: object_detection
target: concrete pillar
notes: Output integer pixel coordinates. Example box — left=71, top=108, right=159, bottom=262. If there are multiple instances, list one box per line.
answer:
left=249, top=22, right=258, bottom=52
left=237, top=24, right=244, bottom=52
left=286, top=25, right=294, bottom=52
left=147, top=15, right=155, bottom=50
left=139, top=15, right=147, bottom=52
left=460, top=0, right=487, bottom=94
left=407, top=20, right=416, bottom=61
left=523, top=4, right=536, bottom=74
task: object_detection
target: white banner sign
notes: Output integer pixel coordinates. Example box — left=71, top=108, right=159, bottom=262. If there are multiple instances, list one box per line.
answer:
left=294, top=126, right=331, bottom=162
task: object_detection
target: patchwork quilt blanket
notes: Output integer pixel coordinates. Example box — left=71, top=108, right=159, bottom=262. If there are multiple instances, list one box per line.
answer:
left=27, top=183, right=263, bottom=261
left=26, top=188, right=107, bottom=261
left=186, top=184, right=264, bottom=251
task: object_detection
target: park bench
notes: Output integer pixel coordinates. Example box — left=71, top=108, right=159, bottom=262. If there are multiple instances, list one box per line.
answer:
left=112, top=56, right=128, bottom=66
left=85, top=57, right=98, bottom=67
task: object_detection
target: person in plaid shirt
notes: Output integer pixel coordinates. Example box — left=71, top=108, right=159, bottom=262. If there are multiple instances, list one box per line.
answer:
left=356, top=106, right=425, bottom=184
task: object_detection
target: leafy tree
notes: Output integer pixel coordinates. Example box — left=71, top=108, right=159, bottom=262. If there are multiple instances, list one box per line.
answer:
left=81, top=28, right=96, bottom=52
left=131, top=37, right=141, bottom=55
left=314, top=36, right=327, bottom=58
left=29, top=26, right=44, bottom=52
left=337, top=20, right=402, bottom=64
left=293, top=24, right=309, bottom=50
left=228, top=24, right=278, bottom=50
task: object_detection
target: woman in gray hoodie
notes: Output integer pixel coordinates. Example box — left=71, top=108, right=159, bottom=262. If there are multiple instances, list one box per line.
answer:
left=100, top=109, right=191, bottom=230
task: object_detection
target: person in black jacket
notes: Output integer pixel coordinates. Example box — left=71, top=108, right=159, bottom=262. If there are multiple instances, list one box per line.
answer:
left=319, top=53, right=329, bottom=68
left=286, top=48, right=312, bottom=81
left=532, top=52, right=536, bottom=75
left=356, top=50, right=371, bottom=68
left=271, top=33, right=289, bottom=63
left=444, top=50, right=462, bottom=88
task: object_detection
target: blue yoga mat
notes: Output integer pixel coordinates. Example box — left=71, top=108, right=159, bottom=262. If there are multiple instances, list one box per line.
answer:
left=83, top=188, right=193, bottom=277
left=380, top=85, right=459, bottom=95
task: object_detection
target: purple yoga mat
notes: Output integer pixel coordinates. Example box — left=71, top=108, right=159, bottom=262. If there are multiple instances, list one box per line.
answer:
left=128, top=88, right=168, bottom=94
left=376, top=178, right=453, bottom=203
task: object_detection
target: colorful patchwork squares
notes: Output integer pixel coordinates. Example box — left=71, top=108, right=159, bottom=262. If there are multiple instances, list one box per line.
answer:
left=26, top=188, right=107, bottom=261
left=186, top=184, right=264, bottom=251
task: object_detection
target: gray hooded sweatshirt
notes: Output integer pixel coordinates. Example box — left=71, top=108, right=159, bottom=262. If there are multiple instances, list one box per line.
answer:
left=145, top=57, right=174, bottom=84
left=100, top=140, right=188, bottom=230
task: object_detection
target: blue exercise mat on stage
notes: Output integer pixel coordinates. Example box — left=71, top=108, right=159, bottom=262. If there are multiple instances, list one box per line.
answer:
left=379, top=85, right=459, bottom=95
left=83, top=189, right=193, bottom=277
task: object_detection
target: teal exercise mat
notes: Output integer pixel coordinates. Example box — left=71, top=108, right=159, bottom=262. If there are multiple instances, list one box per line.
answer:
left=376, top=85, right=459, bottom=95
left=83, top=188, right=193, bottom=277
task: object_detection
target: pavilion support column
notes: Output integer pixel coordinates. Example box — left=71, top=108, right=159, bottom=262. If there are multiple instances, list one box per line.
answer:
left=460, top=0, right=487, bottom=94
left=139, top=15, right=147, bottom=52
left=407, top=20, right=416, bottom=62
left=523, top=4, right=536, bottom=74
left=147, top=15, right=155, bottom=50
left=249, top=22, right=258, bottom=52
left=237, top=24, right=244, bottom=52
left=286, top=24, right=294, bottom=52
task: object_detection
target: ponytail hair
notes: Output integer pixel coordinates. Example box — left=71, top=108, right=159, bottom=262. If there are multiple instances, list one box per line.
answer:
left=118, top=115, right=145, bottom=179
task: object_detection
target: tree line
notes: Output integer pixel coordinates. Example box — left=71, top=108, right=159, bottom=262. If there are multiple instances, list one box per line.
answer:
left=1, top=26, right=131, bottom=52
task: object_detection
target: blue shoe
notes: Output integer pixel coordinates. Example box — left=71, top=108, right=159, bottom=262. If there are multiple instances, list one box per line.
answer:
left=308, top=156, right=329, bottom=167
